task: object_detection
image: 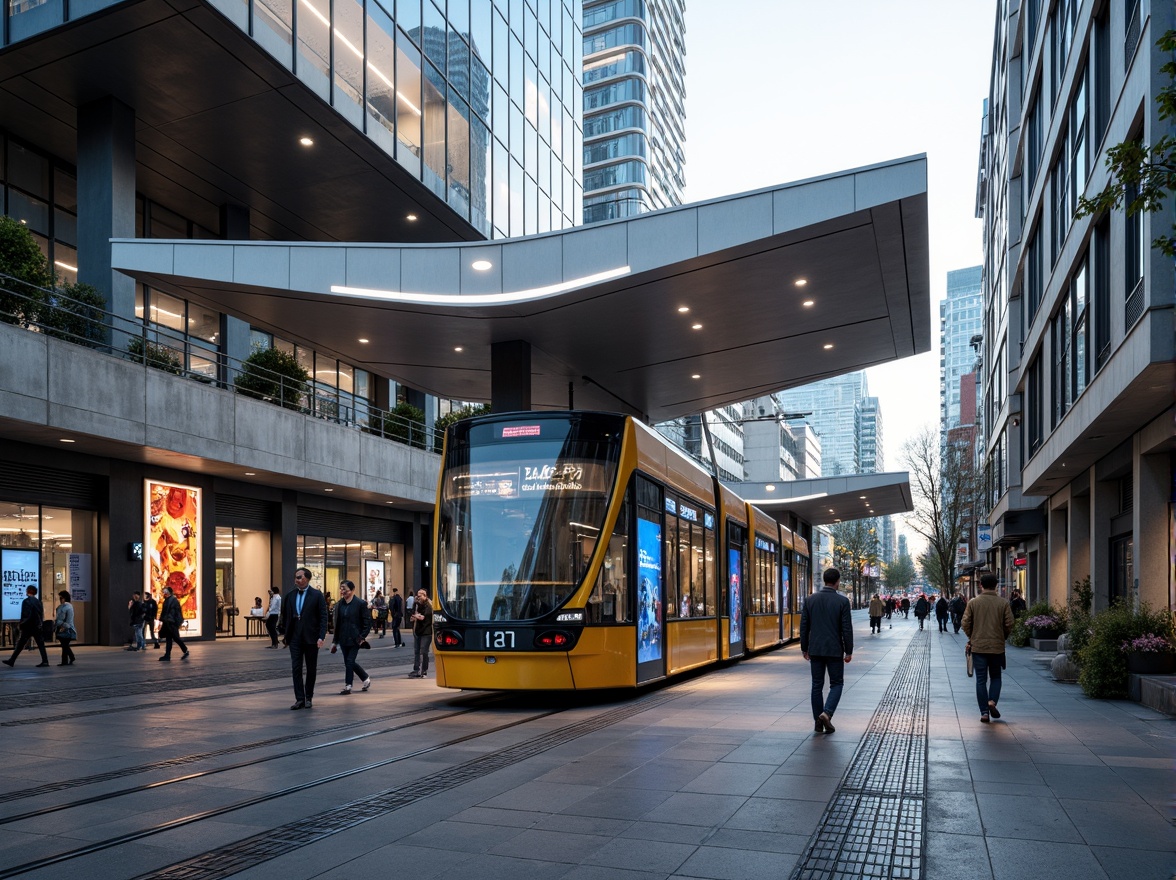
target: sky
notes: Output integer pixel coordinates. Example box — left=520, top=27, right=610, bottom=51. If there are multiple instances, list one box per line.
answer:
left=683, top=0, right=995, bottom=473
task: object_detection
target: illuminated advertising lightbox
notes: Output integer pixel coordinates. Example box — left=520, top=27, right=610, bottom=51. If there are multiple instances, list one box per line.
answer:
left=146, top=481, right=201, bottom=638
left=781, top=564, right=791, bottom=615
left=636, top=516, right=662, bottom=663
left=2, top=548, right=40, bottom=621
left=364, top=559, right=385, bottom=601
left=729, top=549, right=743, bottom=643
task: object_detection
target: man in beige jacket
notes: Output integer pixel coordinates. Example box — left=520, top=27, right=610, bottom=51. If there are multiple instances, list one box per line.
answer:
left=961, top=573, right=1015, bottom=723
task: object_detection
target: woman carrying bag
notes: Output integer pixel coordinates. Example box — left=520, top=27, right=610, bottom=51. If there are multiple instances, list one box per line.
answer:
left=330, top=580, right=372, bottom=694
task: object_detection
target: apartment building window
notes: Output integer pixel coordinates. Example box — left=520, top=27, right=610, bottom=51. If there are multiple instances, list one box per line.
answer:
left=1025, top=92, right=1042, bottom=194
left=1125, top=170, right=1145, bottom=300
left=1050, top=255, right=1088, bottom=427
left=1049, top=0, right=1075, bottom=106
left=1093, top=6, right=1111, bottom=141
left=1027, top=353, right=1043, bottom=457
left=1093, top=217, right=1111, bottom=369
left=1049, top=146, right=1070, bottom=266
left=1025, top=224, right=1043, bottom=326
left=1024, top=0, right=1040, bottom=57
left=1069, top=67, right=1088, bottom=206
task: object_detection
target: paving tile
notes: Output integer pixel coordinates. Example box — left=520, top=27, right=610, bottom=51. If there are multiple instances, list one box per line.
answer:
left=1059, top=797, right=1174, bottom=848
left=639, top=792, right=748, bottom=827
left=925, top=831, right=994, bottom=880
left=986, top=836, right=1110, bottom=880
left=975, top=793, right=1084, bottom=843
left=672, top=843, right=800, bottom=879
left=679, top=761, right=776, bottom=796
left=488, top=827, right=612, bottom=863
left=582, top=836, right=697, bottom=874
left=1090, top=843, right=1176, bottom=879
left=752, top=771, right=839, bottom=801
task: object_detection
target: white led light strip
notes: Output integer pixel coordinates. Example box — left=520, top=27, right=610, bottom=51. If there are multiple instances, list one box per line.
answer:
left=331, top=265, right=631, bottom=306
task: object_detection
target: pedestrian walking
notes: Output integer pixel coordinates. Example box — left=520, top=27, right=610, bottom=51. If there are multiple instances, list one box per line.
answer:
left=265, top=586, right=282, bottom=647
left=935, top=595, right=949, bottom=632
left=281, top=567, right=328, bottom=709
left=408, top=589, right=433, bottom=678
left=868, top=593, right=884, bottom=634
left=962, top=573, right=1015, bottom=723
left=949, top=594, right=966, bottom=633
left=1009, top=590, right=1027, bottom=617
left=799, top=568, right=853, bottom=734
left=142, top=591, right=160, bottom=648
left=914, top=594, right=930, bottom=630
left=389, top=587, right=405, bottom=647
left=158, top=585, right=190, bottom=661
left=331, top=580, right=372, bottom=694
left=54, top=590, right=77, bottom=666
left=3, top=586, right=50, bottom=668
left=127, top=592, right=146, bottom=651
left=900, top=596, right=910, bottom=618
left=371, top=589, right=388, bottom=638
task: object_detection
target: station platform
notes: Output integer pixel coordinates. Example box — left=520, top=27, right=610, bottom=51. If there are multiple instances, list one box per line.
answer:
left=0, top=611, right=1171, bottom=880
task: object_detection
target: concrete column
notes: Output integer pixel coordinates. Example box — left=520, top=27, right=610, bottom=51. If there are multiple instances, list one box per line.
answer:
left=1135, top=445, right=1169, bottom=610
left=274, top=490, right=299, bottom=595
left=491, top=340, right=531, bottom=412
left=411, top=511, right=424, bottom=594
left=77, top=97, right=136, bottom=339
left=104, top=460, right=143, bottom=646
left=1048, top=499, right=1068, bottom=608
left=1091, top=476, right=1116, bottom=612
left=1070, top=483, right=1091, bottom=590
left=219, top=203, right=250, bottom=240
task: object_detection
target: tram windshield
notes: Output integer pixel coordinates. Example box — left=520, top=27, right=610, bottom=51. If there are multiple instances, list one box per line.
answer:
left=436, top=414, right=624, bottom=622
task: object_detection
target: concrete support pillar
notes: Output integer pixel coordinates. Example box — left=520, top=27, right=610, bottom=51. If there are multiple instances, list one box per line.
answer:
left=1092, top=477, right=1116, bottom=612
left=1070, top=486, right=1091, bottom=592
left=1135, top=446, right=1169, bottom=610
left=77, top=97, right=136, bottom=338
left=274, top=490, right=299, bottom=596
left=219, top=203, right=250, bottom=240
left=491, top=340, right=531, bottom=412
left=1048, top=501, right=1068, bottom=608
left=411, top=511, right=424, bottom=594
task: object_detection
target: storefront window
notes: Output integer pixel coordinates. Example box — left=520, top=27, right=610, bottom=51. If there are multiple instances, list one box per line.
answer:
left=215, top=526, right=271, bottom=636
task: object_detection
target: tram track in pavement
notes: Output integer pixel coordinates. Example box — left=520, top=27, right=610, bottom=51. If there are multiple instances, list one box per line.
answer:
left=0, top=692, right=505, bottom=811
left=0, top=653, right=416, bottom=726
left=0, top=685, right=690, bottom=880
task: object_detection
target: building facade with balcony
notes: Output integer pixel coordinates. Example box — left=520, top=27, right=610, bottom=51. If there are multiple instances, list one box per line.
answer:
left=977, top=0, right=1174, bottom=610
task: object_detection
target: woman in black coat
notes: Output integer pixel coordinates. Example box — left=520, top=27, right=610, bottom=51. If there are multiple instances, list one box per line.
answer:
left=914, top=594, right=930, bottom=630
left=330, top=580, right=372, bottom=694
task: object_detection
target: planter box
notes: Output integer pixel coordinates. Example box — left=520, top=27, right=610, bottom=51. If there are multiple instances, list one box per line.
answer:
left=1030, top=637, right=1058, bottom=652
left=1126, top=652, right=1176, bottom=675
left=1032, top=627, right=1060, bottom=640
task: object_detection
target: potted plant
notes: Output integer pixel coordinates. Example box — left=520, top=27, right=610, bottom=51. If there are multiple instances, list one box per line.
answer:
left=1121, top=634, right=1176, bottom=675
left=1026, top=613, right=1063, bottom=640
left=235, top=346, right=309, bottom=410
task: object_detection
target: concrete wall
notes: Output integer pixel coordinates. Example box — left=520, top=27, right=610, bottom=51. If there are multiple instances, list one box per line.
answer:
left=0, top=321, right=439, bottom=504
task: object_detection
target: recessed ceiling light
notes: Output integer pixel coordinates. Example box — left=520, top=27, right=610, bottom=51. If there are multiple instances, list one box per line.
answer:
left=678, top=306, right=690, bottom=313
left=691, top=374, right=701, bottom=379
left=59, top=438, right=75, bottom=443
left=245, top=472, right=256, bottom=476
left=358, top=338, right=369, bottom=344
left=692, top=323, right=702, bottom=330
left=471, top=259, right=493, bottom=271
left=454, top=346, right=463, bottom=352
left=860, top=496, right=867, bottom=499
left=803, top=300, right=815, bottom=307
left=385, top=501, right=394, bottom=504
left=795, top=278, right=808, bottom=287
left=324, top=488, right=334, bottom=492
left=299, top=136, right=314, bottom=146
left=406, top=213, right=418, bottom=221
left=823, top=343, right=834, bottom=350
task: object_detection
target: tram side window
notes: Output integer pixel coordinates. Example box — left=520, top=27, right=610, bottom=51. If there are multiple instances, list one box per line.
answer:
left=752, top=541, right=776, bottom=614
left=698, top=516, right=715, bottom=617
left=664, top=512, right=679, bottom=619
left=677, top=518, right=691, bottom=617
left=586, top=484, right=630, bottom=624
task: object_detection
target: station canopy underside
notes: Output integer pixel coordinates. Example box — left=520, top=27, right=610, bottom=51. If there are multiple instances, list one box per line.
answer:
left=114, top=155, right=930, bottom=425
left=728, top=472, right=917, bottom=525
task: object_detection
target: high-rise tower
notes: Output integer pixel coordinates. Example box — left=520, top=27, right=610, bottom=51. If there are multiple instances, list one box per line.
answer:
left=582, top=0, right=686, bottom=224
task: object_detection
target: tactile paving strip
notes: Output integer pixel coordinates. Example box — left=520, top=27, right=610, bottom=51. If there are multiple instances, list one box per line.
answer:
left=790, top=632, right=930, bottom=880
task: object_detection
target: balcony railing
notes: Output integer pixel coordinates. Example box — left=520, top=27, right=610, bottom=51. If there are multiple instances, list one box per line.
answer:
left=0, top=273, right=444, bottom=452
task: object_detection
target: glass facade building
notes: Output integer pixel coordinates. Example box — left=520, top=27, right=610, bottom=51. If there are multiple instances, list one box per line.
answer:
left=581, top=0, right=684, bottom=224
left=4, top=0, right=583, bottom=240
left=939, top=265, right=982, bottom=444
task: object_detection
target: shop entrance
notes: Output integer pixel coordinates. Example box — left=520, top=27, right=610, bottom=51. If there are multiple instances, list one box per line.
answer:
left=214, top=527, right=272, bottom=637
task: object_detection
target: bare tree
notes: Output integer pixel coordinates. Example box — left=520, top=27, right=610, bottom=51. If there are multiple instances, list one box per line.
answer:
left=901, top=426, right=980, bottom=597
left=829, top=518, right=879, bottom=609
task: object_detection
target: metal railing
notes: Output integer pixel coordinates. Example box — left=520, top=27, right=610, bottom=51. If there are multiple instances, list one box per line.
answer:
left=0, top=273, right=444, bottom=451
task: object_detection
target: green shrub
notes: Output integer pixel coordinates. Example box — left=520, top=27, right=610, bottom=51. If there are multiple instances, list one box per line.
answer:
left=0, top=215, right=53, bottom=326
left=378, top=402, right=428, bottom=448
left=39, top=282, right=107, bottom=347
left=235, top=347, right=309, bottom=409
left=1077, top=601, right=1176, bottom=699
left=1010, top=599, right=1067, bottom=647
left=1065, top=577, right=1094, bottom=658
left=433, top=404, right=490, bottom=452
left=127, top=336, right=184, bottom=375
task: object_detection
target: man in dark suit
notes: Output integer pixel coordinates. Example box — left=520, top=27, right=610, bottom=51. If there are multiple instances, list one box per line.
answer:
left=799, top=567, right=853, bottom=734
left=282, top=567, right=328, bottom=710
left=3, top=586, right=49, bottom=668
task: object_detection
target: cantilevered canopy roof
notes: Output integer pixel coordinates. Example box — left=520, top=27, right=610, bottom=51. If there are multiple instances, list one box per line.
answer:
left=727, top=472, right=916, bottom=526
left=113, top=155, right=930, bottom=423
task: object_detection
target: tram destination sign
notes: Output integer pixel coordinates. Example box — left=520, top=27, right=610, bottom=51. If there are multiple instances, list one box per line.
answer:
left=455, top=463, right=610, bottom=499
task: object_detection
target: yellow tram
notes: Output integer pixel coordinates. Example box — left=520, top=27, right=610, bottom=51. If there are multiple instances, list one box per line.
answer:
left=432, top=411, right=811, bottom=690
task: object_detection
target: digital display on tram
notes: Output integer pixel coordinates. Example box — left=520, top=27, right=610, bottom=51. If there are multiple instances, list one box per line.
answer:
left=729, top=549, right=743, bottom=643
left=452, top=463, right=611, bottom=499
left=636, top=515, right=663, bottom=663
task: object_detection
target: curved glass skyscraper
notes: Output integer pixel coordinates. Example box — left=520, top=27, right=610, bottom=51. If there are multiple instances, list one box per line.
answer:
left=582, top=0, right=685, bottom=224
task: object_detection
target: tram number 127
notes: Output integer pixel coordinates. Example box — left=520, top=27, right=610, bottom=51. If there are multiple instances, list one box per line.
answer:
left=484, top=630, right=516, bottom=649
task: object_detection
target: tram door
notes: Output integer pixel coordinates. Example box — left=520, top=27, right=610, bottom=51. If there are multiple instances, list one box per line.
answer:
left=726, top=521, right=746, bottom=659
left=635, top=478, right=665, bottom=684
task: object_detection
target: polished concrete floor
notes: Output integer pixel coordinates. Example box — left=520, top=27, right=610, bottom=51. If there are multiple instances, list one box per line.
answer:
left=0, top=611, right=1171, bottom=880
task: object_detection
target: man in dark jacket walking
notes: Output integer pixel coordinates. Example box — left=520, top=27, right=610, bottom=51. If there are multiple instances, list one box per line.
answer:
left=158, top=586, right=189, bottom=661
left=3, top=586, right=49, bottom=668
left=281, top=567, right=328, bottom=709
left=799, top=568, right=853, bottom=734
left=388, top=587, right=405, bottom=648
left=914, top=594, right=930, bottom=630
